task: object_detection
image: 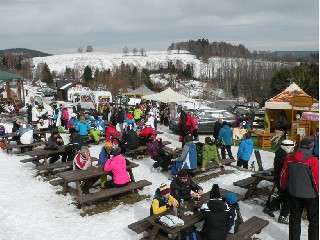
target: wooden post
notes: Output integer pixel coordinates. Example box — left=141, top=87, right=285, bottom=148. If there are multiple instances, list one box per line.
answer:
left=5, top=82, right=10, bottom=103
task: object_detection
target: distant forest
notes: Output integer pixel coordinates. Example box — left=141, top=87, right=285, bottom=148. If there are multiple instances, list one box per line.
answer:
left=0, top=41, right=318, bottom=101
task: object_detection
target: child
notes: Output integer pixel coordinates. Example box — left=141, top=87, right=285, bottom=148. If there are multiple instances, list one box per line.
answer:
left=150, top=183, right=179, bottom=216
left=224, top=192, right=241, bottom=234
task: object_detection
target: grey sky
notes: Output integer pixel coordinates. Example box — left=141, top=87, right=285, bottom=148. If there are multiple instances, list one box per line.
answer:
left=0, top=0, right=318, bottom=54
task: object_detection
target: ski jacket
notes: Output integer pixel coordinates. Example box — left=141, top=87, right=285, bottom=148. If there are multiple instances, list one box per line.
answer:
left=104, top=154, right=130, bottom=185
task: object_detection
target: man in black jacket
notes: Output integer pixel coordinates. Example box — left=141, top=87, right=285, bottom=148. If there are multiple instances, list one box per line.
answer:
left=263, top=140, right=295, bottom=224
left=213, top=118, right=223, bottom=140
left=170, top=169, right=203, bottom=202
left=65, top=132, right=88, bottom=161
left=119, top=125, right=139, bottom=153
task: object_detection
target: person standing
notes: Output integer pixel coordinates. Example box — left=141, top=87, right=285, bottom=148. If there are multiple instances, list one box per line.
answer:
left=218, top=121, right=234, bottom=160
left=236, top=132, right=253, bottom=169
left=263, top=140, right=295, bottom=223
left=116, top=107, right=125, bottom=134
left=280, top=138, right=319, bottom=240
left=213, top=118, right=223, bottom=140
left=179, top=106, right=191, bottom=147
left=279, top=110, right=288, bottom=138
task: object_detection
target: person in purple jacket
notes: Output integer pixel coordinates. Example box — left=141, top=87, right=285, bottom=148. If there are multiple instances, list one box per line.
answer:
left=103, top=146, right=131, bottom=188
left=146, top=137, right=169, bottom=172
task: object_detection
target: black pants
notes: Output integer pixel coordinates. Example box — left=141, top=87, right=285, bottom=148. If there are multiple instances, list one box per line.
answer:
left=266, top=190, right=290, bottom=217
left=221, top=145, right=234, bottom=159
left=49, top=153, right=67, bottom=164
left=104, top=180, right=130, bottom=189
left=152, top=155, right=170, bottom=169
left=154, top=118, right=157, bottom=130
left=289, top=196, right=319, bottom=240
left=236, top=158, right=249, bottom=169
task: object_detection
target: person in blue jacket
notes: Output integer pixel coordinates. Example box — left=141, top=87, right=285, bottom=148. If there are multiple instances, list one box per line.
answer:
left=98, top=141, right=113, bottom=188
left=171, top=135, right=197, bottom=177
left=218, top=121, right=234, bottom=160
left=313, top=128, right=319, bottom=158
left=84, top=111, right=95, bottom=123
left=236, top=132, right=253, bottom=169
left=75, top=116, right=91, bottom=136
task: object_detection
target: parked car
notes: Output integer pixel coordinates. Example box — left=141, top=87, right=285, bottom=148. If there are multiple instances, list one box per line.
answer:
left=169, top=109, right=237, bottom=134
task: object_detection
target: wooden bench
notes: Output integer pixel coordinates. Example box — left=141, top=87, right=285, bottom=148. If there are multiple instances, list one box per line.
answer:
left=75, top=179, right=152, bottom=205
left=233, top=177, right=258, bottom=189
left=4, top=141, right=48, bottom=154
left=20, top=157, right=41, bottom=164
left=189, top=158, right=236, bottom=175
left=81, top=135, right=106, bottom=143
left=227, top=216, right=269, bottom=240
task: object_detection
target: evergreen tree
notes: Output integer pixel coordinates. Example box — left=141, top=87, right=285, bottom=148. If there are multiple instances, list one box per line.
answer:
left=83, top=66, right=93, bottom=84
left=42, top=63, right=53, bottom=85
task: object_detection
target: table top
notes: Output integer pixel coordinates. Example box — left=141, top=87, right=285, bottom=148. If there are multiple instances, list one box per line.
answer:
left=25, top=145, right=66, bottom=157
left=251, top=169, right=274, bottom=182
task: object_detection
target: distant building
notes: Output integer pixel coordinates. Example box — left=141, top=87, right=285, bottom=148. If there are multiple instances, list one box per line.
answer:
left=56, top=80, right=90, bottom=101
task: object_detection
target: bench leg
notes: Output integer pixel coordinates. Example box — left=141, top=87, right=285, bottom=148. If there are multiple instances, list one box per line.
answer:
left=76, top=181, right=82, bottom=196
left=149, top=226, right=160, bottom=240
left=128, top=169, right=135, bottom=182
left=62, top=181, right=68, bottom=196
left=244, top=178, right=261, bottom=199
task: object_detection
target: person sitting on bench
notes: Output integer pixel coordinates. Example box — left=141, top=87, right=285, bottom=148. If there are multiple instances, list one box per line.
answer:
left=150, top=183, right=178, bottom=216
left=119, top=125, right=139, bottom=154
left=98, top=141, right=114, bottom=188
left=103, top=146, right=131, bottom=189
left=139, top=123, right=156, bottom=145
left=198, top=137, right=222, bottom=172
left=65, top=132, right=88, bottom=162
left=47, top=128, right=66, bottom=164
left=16, top=121, right=34, bottom=153
left=170, top=135, right=197, bottom=177
left=170, top=169, right=203, bottom=203
left=224, top=192, right=241, bottom=234
left=146, top=137, right=169, bottom=172
left=75, top=116, right=91, bottom=137
left=12, top=119, right=22, bottom=144
left=105, top=121, right=121, bottom=145
left=89, top=114, right=105, bottom=145
left=73, top=146, right=97, bottom=195
left=67, top=113, right=78, bottom=134
left=199, top=184, right=230, bottom=240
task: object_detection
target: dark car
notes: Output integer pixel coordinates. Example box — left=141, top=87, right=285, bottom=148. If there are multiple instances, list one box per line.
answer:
left=169, top=109, right=237, bottom=134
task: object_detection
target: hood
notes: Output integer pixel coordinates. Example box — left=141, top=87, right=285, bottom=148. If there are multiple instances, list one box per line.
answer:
left=222, top=125, right=230, bottom=130
left=291, top=148, right=313, bottom=161
left=207, top=198, right=229, bottom=213
left=243, top=138, right=253, bottom=146
left=205, top=144, right=216, bottom=151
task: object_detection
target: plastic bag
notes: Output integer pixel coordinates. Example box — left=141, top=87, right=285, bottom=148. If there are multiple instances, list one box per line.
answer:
left=155, top=214, right=184, bottom=228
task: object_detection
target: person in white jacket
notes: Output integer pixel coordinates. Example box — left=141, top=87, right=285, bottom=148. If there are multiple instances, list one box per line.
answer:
left=31, top=106, right=39, bottom=123
left=146, top=112, right=155, bottom=129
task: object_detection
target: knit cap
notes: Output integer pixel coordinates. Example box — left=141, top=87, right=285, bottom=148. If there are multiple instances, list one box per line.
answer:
left=224, top=192, right=237, bottom=204
left=105, top=142, right=113, bottom=148
left=210, top=184, right=221, bottom=198
left=300, top=138, right=314, bottom=149
left=159, top=183, right=171, bottom=195
left=177, top=169, right=188, bottom=179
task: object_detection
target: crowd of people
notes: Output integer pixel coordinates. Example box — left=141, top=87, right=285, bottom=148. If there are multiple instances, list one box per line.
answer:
left=2, top=95, right=319, bottom=240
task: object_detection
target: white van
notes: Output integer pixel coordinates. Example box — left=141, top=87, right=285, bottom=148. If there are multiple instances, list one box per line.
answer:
left=77, top=91, right=95, bottom=110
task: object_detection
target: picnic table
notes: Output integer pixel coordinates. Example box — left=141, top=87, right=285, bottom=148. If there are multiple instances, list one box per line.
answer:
left=0, top=130, right=50, bottom=145
left=24, top=145, right=66, bottom=165
left=56, top=161, right=139, bottom=196
left=129, top=189, right=245, bottom=240
left=233, top=168, right=274, bottom=199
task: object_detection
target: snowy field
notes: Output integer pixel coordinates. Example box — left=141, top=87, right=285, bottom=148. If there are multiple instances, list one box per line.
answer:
left=0, top=99, right=309, bottom=240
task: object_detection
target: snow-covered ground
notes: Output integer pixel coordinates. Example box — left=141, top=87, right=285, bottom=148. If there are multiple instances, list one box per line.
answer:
left=0, top=89, right=309, bottom=240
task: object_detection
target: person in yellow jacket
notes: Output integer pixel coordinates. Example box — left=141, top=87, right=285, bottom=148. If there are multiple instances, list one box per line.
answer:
left=150, top=183, right=179, bottom=215
left=198, top=137, right=222, bottom=172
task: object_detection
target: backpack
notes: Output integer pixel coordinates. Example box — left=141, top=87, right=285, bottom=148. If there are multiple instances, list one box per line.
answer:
left=182, top=227, right=201, bottom=240
left=0, top=126, right=5, bottom=136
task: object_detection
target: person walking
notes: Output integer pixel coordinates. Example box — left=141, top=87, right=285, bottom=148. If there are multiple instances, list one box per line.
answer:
left=280, top=138, right=319, bottom=240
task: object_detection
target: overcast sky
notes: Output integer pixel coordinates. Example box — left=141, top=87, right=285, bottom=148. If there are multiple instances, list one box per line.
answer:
left=0, top=0, right=318, bottom=54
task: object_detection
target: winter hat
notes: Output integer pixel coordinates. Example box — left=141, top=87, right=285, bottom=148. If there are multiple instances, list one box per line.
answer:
left=210, top=184, right=221, bottom=198
left=177, top=169, right=188, bottom=179
left=105, top=142, right=113, bottom=148
left=159, top=183, right=171, bottom=195
left=300, top=138, right=314, bottom=149
left=52, top=128, right=59, bottom=134
left=224, top=192, right=237, bottom=204
left=205, top=137, right=212, bottom=144
left=280, top=140, right=295, bottom=153
left=112, top=146, right=121, bottom=156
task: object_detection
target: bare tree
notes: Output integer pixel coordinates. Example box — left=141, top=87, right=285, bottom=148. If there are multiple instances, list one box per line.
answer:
left=123, top=46, right=129, bottom=56
left=140, top=48, right=145, bottom=56
left=86, top=45, right=94, bottom=52
left=132, top=48, right=138, bottom=55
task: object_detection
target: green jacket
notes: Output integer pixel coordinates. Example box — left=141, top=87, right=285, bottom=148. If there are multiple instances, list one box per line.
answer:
left=199, top=143, right=220, bottom=168
left=134, top=108, right=143, bottom=120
